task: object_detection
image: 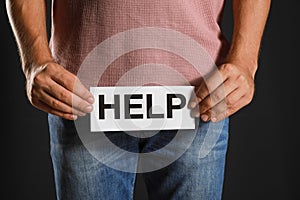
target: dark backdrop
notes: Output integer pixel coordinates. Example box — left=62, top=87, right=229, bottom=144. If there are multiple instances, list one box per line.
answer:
left=1, top=0, right=299, bottom=199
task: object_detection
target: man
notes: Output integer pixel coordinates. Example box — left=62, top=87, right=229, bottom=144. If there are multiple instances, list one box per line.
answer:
left=6, top=0, right=271, bottom=199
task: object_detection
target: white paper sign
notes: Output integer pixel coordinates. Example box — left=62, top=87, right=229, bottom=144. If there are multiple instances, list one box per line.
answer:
left=90, top=86, right=195, bottom=132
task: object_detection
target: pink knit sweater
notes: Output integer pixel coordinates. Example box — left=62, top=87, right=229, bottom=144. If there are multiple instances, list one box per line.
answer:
left=50, top=0, right=229, bottom=86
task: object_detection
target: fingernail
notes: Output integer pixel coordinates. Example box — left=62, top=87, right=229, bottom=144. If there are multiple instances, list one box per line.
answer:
left=211, top=117, right=217, bottom=122
left=72, top=115, right=78, bottom=120
left=85, top=105, right=93, bottom=112
left=87, top=97, right=94, bottom=104
left=201, top=114, right=208, bottom=122
left=78, top=112, right=86, bottom=117
left=88, top=97, right=94, bottom=104
left=189, top=102, right=197, bottom=109
left=192, top=111, right=200, bottom=118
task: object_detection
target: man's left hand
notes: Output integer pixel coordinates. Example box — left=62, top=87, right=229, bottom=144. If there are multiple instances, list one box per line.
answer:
left=188, top=62, right=256, bottom=122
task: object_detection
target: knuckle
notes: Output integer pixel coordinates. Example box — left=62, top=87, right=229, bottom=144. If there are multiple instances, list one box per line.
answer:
left=40, top=82, right=51, bottom=91
left=33, top=74, right=44, bottom=84
left=245, top=94, right=253, bottom=105
left=211, top=92, right=222, bottom=102
left=45, top=62, right=59, bottom=74
left=237, top=74, right=246, bottom=82
left=30, top=87, right=41, bottom=99
left=59, top=91, right=69, bottom=101
left=62, top=73, right=75, bottom=87
left=222, top=64, right=235, bottom=74
left=226, top=96, right=235, bottom=105
left=199, top=102, right=209, bottom=113
left=50, top=99, right=60, bottom=108
left=30, top=97, right=39, bottom=106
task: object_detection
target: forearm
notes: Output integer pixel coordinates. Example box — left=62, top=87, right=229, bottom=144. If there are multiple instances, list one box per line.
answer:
left=6, top=0, right=53, bottom=76
left=226, top=0, right=271, bottom=76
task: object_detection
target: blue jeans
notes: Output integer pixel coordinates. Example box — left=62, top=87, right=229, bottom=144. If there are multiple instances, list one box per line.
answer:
left=48, top=114, right=229, bottom=200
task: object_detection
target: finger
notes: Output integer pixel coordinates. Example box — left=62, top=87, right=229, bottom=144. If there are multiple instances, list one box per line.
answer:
left=210, top=98, right=228, bottom=120
left=211, top=95, right=251, bottom=122
left=226, top=87, right=245, bottom=107
left=199, top=87, right=246, bottom=122
left=196, top=98, right=227, bottom=122
left=72, top=78, right=95, bottom=103
left=35, top=89, right=86, bottom=116
left=200, top=86, right=244, bottom=122
left=191, top=107, right=201, bottom=118
left=45, top=80, right=93, bottom=113
left=189, top=69, right=227, bottom=108
left=198, top=78, right=238, bottom=115
left=188, top=81, right=206, bottom=109
left=191, top=101, right=227, bottom=122
left=51, top=70, right=94, bottom=104
left=33, top=99, right=78, bottom=120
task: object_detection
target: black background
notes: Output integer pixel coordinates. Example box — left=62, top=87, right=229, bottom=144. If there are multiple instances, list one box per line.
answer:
left=1, top=0, right=299, bottom=199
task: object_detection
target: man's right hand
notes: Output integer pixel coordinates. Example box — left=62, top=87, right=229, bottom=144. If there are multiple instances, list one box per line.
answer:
left=26, top=62, right=94, bottom=120
left=6, top=0, right=94, bottom=120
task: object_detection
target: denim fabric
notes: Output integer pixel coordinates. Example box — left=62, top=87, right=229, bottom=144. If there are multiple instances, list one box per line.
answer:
left=48, top=114, right=229, bottom=200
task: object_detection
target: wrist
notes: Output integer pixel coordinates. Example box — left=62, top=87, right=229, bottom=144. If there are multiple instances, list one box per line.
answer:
left=225, top=54, right=258, bottom=78
left=23, top=58, right=54, bottom=80
left=21, top=35, right=54, bottom=76
left=226, top=36, right=260, bottom=78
